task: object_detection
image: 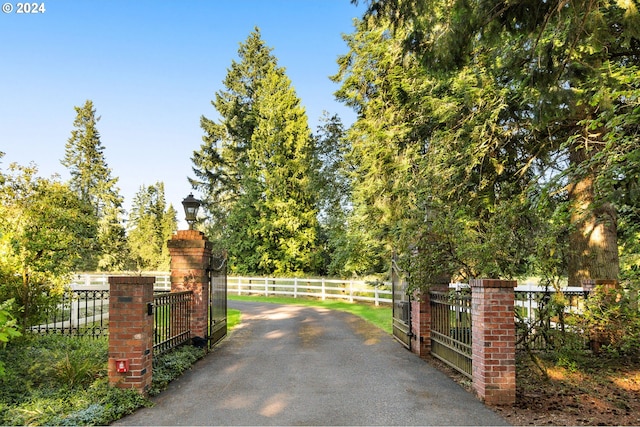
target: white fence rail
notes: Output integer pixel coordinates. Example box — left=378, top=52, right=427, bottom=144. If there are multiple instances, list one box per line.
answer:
left=228, top=276, right=392, bottom=306
left=227, top=276, right=392, bottom=305
left=69, top=272, right=171, bottom=290
left=69, top=273, right=392, bottom=305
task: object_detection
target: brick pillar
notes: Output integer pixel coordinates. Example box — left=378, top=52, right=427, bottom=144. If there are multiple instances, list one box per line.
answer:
left=108, top=276, right=154, bottom=394
left=410, top=283, right=448, bottom=358
left=410, top=293, right=430, bottom=358
left=167, top=229, right=212, bottom=341
left=471, top=279, right=516, bottom=405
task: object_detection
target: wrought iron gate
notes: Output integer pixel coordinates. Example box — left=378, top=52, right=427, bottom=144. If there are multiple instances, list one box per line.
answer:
left=391, top=258, right=412, bottom=349
left=430, top=288, right=472, bottom=378
left=208, top=254, right=227, bottom=347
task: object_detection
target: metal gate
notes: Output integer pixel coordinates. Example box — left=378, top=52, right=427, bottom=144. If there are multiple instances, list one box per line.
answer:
left=208, top=254, right=227, bottom=347
left=392, top=257, right=412, bottom=349
left=430, top=288, right=472, bottom=378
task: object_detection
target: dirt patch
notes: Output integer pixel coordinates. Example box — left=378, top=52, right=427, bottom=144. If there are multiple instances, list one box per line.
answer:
left=425, top=354, right=640, bottom=426
left=298, top=322, right=324, bottom=348
left=345, top=315, right=384, bottom=345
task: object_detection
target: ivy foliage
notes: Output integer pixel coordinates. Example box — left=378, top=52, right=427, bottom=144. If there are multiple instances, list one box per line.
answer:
left=0, top=335, right=150, bottom=426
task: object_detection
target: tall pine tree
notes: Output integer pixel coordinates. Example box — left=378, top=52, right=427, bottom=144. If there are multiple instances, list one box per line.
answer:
left=191, top=29, right=319, bottom=274
left=347, top=0, right=640, bottom=285
left=62, top=100, right=128, bottom=271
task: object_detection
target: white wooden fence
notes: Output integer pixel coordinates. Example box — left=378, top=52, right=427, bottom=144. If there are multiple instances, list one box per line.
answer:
left=228, top=276, right=392, bottom=306
left=69, top=272, right=171, bottom=290
left=69, top=273, right=392, bottom=305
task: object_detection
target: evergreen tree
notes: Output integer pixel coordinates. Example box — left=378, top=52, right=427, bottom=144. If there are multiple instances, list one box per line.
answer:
left=191, top=27, right=277, bottom=241
left=312, top=113, right=353, bottom=276
left=62, top=100, right=127, bottom=271
left=191, top=29, right=319, bottom=274
left=345, top=0, right=640, bottom=285
left=248, top=64, right=319, bottom=274
left=333, top=19, right=437, bottom=277
left=127, top=182, right=177, bottom=271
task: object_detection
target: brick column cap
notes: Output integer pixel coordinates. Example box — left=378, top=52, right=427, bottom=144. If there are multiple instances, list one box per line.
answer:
left=168, top=230, right=213, bottom=249
left=469, top=278, right=517, bottom=288
left=108, top=276, right=155, bottom=285
left=173, top=230, right=206, bottom=240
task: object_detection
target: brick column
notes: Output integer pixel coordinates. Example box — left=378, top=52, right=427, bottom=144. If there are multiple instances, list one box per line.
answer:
left=410, top=283, right=448, bottom=358
left=167, top=230, right=212, bottom=341
left=108, top=276, right=154, bottom=394
left=470, top=279, right=516, bottom=405
left=410, top=293, right=430, bottom=358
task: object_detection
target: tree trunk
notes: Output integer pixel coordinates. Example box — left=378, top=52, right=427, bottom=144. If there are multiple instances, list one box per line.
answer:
left=567, top=143, right=619, bottom=287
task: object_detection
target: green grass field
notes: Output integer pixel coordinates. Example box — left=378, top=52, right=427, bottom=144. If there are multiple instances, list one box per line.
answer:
left=228, top=294, right=392, bottom=334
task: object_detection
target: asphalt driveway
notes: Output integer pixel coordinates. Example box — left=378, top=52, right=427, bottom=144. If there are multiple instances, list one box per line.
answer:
left=114, top=300, right=509, bottom=426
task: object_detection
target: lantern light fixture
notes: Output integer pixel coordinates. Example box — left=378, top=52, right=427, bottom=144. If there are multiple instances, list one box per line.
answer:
left=181, top=193, right=200, bottom=230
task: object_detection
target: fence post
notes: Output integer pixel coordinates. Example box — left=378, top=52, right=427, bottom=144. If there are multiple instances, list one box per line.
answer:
left=107, top=276, right=154, bottom=395
left=70, top=296, right=79, bottom=329
left=294, top=277, right=298, bottom=298
left=167, top=230, right=212, bottom=342
left=349, top=280, right=354, bottom=303
left=470, top=279, right=516, bottom=405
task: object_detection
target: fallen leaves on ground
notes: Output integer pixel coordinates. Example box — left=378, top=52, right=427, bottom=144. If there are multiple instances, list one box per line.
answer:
left=426, top=353, right=640, bottom=426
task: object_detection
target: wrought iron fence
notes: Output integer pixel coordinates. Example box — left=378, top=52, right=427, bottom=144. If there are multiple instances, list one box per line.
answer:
left=29, top=288, right=110, bottom=338
left=430, top=289, right=473, bottom=379
left=515, top=287, right=587, bottom=351
left=153, top=290, right=192, bottom=356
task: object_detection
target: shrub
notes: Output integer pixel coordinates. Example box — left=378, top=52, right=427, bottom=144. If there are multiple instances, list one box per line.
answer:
left=0, top=299, right=21, bottom=378
left=581, top=284, right=640, bottom=357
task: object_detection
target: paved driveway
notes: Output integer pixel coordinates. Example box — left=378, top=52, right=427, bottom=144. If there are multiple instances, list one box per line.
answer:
left=115, top=300, right=509, bottom=426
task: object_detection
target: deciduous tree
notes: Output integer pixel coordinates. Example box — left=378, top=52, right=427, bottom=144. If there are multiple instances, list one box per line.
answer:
left=0, top=163, right=97, bottom=327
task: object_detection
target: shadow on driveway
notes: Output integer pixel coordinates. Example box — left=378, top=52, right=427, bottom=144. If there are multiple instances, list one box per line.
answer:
left=114, top=300, right=509, bottom=426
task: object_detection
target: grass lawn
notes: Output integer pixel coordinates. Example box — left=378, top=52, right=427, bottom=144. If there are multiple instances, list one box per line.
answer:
left=228, top=294, right=392, bottom=334
left=227, top=308, right=241, bottom=329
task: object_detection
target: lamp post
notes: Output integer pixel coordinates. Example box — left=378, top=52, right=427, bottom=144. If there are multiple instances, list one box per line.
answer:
left=181, top=193, right=200, bottom=230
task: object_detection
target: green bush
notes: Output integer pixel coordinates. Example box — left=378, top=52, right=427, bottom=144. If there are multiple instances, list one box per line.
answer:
left=581, top=285, right=640, bottom=357
left=0, top=299, right=21, bottom=378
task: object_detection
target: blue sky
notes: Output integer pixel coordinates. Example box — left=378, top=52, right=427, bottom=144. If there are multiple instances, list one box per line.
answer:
left=1, top=0, right=363, bottom=226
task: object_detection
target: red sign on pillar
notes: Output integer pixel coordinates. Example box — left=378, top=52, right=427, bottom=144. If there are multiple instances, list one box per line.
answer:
left=116, top=359, right=129, bottom=373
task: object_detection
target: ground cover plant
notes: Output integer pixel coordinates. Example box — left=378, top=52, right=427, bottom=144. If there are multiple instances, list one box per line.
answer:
left=0, top=308, right=241, bottom=426
left=0, top=335, right=149, bottom=426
